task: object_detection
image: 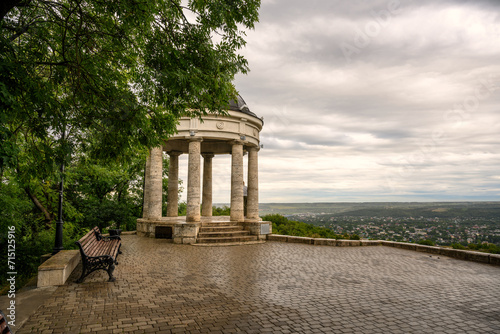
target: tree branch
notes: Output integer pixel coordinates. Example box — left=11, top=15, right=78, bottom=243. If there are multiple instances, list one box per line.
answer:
left=24, top=186, right=53, bottom=227
left=0, top=0, right=31, bottom=22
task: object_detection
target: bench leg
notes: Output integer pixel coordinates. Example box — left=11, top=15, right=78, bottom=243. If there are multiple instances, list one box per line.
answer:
left=76, top=269, right=87, bottom=283
left=107, top=263, right=116, bottom=282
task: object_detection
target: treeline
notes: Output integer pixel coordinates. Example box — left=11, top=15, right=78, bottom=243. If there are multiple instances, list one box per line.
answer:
left=0, top=150, right=151, bottom=292
left=262, top=214, right=359, bottom=240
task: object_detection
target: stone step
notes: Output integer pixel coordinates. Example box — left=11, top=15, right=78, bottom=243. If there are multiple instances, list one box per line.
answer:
left=201, top=221, right=239, bottom=227
left=198, top=231, right=250, bottom=238
left=199, top=226, right=244, bottom=233
left=196, top=235, right=259, bottom=244
left=196, top=220, right=258, bottom=244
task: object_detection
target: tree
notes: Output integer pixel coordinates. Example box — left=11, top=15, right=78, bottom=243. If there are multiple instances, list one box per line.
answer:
left=1, top=0, right=260, bottom=182
left=1, top=0, right=260, bottom=236
left=5, top=0, right=260, bottom=158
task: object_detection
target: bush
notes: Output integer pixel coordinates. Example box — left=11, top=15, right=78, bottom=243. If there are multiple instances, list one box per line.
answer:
left=418, top=239, right=435, bottom=246
left=466, top=243, right=500, bottom=254
left=178, top=202, right=187, bottom=216
left=213, top=205, right=230, bottom=216
left=262, top=214, right=341, bottom=239
left=452, top=243, right=466, bottom=250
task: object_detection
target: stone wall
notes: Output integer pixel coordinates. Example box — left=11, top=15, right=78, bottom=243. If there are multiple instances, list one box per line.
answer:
left=267, top=234, right=500, bottom=266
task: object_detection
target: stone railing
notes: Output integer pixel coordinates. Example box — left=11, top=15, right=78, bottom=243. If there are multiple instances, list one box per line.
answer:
left=267, top=234, right=500, bottom=266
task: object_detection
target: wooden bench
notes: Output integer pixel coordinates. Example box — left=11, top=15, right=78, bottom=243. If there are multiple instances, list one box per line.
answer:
left=0, top=311, right=12, bottom=334
left=75, top=227, right=121, bottom=283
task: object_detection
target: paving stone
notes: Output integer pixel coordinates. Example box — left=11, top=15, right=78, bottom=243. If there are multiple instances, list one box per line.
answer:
left=17, top=236, right=500, bottom=333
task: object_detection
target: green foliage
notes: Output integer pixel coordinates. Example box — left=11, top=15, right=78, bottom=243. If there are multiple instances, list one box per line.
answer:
left=0, top=148, right=153, bottom=292
left=0, top=179, right=84, bottom=290
left=213, top=205, right=231, bottom=216
left=178, top=202, right=187, bottom=216
left=1, top=0, right=261, bottom=171
left=451, top=243, right=467, bottom=250
left=65, top=150, right=147, bottom=231
left=464, top=243, right=500, bottom=254
left=418, top=239, right=435, bottom=246
left=262, top=214, right=342, bottom=239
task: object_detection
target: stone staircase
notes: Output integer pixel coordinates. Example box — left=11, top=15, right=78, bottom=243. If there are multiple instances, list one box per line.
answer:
left=196, top=221, right=259, bottom=244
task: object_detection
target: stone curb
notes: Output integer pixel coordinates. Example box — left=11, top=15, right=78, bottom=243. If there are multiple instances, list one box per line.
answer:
left=191, top=241, right=266, bottom=247
left=267, top=234, right=500, bottom=266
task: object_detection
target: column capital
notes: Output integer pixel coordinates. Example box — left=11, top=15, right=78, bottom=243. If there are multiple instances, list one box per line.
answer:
left=230, top=139, right=245, bottom=146
left=187, top=136, right=203, bottom=143
left=202, top=153, right=215, bottom=159
left=246, top=145, right=260, bottom=152
left=168, top=150, right=183, bottom=157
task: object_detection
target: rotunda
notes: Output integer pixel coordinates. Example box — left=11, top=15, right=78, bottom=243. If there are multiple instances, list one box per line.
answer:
left=137, top=96, right=271, bottom=244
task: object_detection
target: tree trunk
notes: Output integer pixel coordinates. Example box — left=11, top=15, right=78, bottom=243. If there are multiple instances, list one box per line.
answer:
left=24, top=187, right=53, bottom=228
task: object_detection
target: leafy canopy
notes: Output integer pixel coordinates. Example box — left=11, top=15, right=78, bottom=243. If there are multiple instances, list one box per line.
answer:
left=0, top=0, right=261, bottom=171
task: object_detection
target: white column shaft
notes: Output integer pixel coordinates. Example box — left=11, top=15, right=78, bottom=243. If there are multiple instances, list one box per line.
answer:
left=247, top=147, right=259, bottom=220
left=230, top=141, right=244, bottom=221
left=186, top=139, right=202, bottom=222
left=166, top=151, right=181, bottom=217
left=202, top=154, right=214, bottom=217
left=148, top=147, right=163, bottom=219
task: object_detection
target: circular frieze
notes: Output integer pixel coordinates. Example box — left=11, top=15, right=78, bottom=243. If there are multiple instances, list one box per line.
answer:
left=253, top=129, right=258, bottom=136
left=216, top=121, right=225, bottom=129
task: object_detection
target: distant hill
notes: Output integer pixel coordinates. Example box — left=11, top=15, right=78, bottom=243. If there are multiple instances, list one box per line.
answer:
left=259, top=202, right=500, bottom=219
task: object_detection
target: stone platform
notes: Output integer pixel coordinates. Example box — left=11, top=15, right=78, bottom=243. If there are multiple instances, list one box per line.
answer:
left=137, top=216, right=271, bottom=244
left=13, top=234, right=500, bottom=333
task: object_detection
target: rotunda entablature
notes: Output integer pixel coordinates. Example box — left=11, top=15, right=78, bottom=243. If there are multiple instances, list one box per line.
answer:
left=163, top=97, right=263, bottom=155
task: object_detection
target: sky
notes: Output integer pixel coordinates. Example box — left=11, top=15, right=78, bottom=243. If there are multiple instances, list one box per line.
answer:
left=180, top=0, right=500, bottom=203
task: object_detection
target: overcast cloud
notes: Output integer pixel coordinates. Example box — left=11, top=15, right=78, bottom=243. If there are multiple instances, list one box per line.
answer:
left=181, top=0, right=500, bottom=203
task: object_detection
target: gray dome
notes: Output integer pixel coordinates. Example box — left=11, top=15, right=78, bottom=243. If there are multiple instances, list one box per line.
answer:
left=228, top=95, right=260, bottom=119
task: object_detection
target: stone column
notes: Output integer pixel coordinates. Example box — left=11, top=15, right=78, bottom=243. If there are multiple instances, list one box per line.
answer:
left=166, top=151, right=182, bottom=217
left=142, top=151, right=152, bottom=218
left=148, top=147, right=163, bottom=219
left=201, top=153, right=214, bottom=217
left=247, top=146, right=260, bottom=221
left=230, top=140, right=244, bottom=222
left=186, top=138, right=202, bottom=222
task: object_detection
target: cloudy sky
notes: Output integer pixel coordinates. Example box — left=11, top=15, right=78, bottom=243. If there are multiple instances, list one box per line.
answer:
left=181, top=0, right=500, bottom=203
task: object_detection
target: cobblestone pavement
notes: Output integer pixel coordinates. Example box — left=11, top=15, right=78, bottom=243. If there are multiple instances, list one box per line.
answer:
left=20, top=235, right=500, bottom=333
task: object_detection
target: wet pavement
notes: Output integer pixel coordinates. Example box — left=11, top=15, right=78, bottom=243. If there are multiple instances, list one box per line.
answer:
left=18, top=235, right=500, bottom=333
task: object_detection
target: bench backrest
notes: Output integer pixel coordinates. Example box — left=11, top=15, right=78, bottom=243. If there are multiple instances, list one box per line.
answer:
left=76, top=226, right=120, bottom=260
left=76, top=227, right=103, bottom=257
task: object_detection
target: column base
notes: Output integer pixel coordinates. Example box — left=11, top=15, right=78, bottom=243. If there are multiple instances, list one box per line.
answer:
left=241, top=220, right=272, bottom=240
left=173, top=223, right=201, bottom=244
left=137, top=218, right=200, bottom=244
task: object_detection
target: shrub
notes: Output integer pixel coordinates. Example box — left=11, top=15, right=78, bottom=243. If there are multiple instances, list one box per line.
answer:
left=262, top=214, right=340, bottom=239
left=418, top=239, right=435, bottom=246
left=213, top=205, right=231, bottom=216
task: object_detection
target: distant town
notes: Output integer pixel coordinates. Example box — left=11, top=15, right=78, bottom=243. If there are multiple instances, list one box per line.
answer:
left=258, top=202, right=500, bottom=246
left=287, top=214, right=500, bottom=246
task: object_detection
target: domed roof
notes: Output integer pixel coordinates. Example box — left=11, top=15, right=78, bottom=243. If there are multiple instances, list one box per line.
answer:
left=228, top=95, right=260, bottom=119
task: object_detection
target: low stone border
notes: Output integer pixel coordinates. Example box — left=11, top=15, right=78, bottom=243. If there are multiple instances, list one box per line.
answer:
left=101, top=230, right=137, bottom=236
left=37, top=250, right=80, bottom=287
left=267, top=234, right=500, bottom=266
